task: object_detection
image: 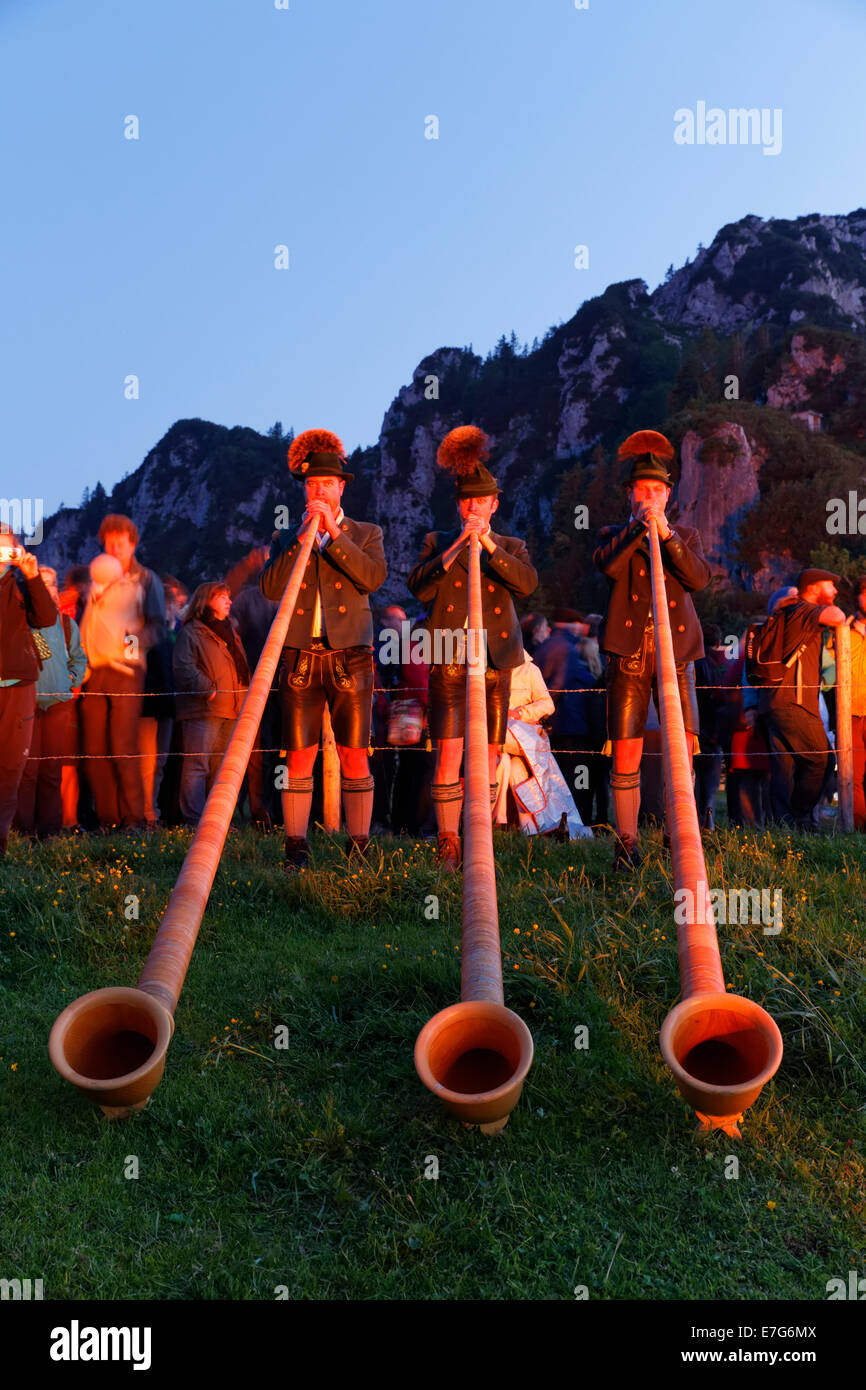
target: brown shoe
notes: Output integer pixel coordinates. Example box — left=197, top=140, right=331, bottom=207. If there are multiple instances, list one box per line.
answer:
left=283, top=836, right=310, bottom=872
left=436, top=832, right=461, bottom=874
left=612, top=835, right=642, bottom=872
left=345, top=835, right=370, bottom=861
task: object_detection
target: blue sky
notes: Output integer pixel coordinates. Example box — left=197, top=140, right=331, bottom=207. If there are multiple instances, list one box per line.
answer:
left=2, top=0, right=865, bottom=515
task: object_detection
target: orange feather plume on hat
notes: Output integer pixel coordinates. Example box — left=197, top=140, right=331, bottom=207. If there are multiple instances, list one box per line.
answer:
left=617, top=430, right=675, bottom=461
left=287, top=428, right=345, bottom=474
left=437, top=425, right=490, bottom=477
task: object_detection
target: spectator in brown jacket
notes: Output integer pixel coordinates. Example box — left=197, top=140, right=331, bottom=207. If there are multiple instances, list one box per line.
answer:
left=173, top=583, right=250, bottom=825
left=0, top=529, right=57, bottom=854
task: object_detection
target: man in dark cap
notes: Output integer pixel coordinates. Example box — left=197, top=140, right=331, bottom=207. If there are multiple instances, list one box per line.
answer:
left=756, top=568, right=845, bottom=830
left=407, top=426, right=537, bottom=872
left=593, top=430, right=711, bottom=869
left=260, top=429, right=387, bottom=869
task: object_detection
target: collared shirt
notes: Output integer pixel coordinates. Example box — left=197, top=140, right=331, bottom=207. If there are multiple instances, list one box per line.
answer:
left=311, top=508, right=344, bottom=639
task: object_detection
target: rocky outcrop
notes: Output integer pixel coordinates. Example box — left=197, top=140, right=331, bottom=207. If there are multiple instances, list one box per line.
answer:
left=652, top=210, right=866, bottom=333
left=556, top=324, right=628, bottom=455
left=37, top=421, right=288, bottom=584
left=676, top=424, right=764, bottom=576
left=371, top=348, right=481, bottom=600
left=766, top=333, right=847, bottom=409
left=752, top=549, right=798, bottom=594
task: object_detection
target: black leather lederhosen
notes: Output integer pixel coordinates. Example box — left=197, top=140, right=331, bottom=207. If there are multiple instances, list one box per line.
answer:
left=427, top=641, right=512, bottom=746
left=605, top=616, right=699, bottom=742
left=279, top=639, right=374, bottom=750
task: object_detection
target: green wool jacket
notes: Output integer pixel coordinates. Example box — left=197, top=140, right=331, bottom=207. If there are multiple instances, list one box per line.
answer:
left=407, top=529, right=538, bottom=670
left=260, top=517, right=387, bottom=651
left=593, top=520, right=711, bottom=663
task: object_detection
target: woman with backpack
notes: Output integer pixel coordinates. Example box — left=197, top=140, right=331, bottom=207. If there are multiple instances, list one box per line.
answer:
left=173, top=582, right=250, bottom=825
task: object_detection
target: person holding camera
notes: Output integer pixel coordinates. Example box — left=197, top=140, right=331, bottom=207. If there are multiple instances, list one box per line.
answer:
left=0, top=530, right=57, bottom=855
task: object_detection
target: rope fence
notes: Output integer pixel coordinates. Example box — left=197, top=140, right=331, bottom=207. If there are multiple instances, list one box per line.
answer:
left=28, top=681, right=844, bottom=697
left=21, top=673, right=858, bottom=764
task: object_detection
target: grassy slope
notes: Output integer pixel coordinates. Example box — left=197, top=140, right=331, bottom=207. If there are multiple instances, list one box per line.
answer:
left=1, top=826, right=864, bottom=1301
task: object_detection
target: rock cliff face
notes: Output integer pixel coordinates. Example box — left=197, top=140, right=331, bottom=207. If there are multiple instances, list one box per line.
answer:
left=34, top=210, right=866, bottom=610
left=652, top=211, right=866, bottom=333
left=371, top=349, right=476, bottom=597
left=766, top=333, right=847, bottom=409
left=38, top=421, right=290, bottom=584
left=676, top=424, right=764, bottom=578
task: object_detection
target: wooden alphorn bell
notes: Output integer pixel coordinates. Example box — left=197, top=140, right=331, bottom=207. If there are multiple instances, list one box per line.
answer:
left=414, top=533, right=533, bottom=1132
left=649, top=518, right=782, bottom=1137
left=49, top=520, right=320, bottom=1117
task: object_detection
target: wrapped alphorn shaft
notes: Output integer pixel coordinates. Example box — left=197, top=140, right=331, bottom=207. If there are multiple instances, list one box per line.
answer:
left=414, top=533, right=533, bottom=1131
left=835, top=623, right=854, bottom=833
left=321, top=704, right=341, bottom=834
left=48, top=520, right=320, bottom=1117
left=461, top=533, right=506, bottom=1007
left=649, top=518, right=782, bottom=1136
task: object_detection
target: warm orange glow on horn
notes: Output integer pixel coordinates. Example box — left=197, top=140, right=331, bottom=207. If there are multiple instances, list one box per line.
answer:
left=49, top=521, right=320, bottom=1117
left=649, top=518, right=782, bottom=1137
left=414, top=534, right=533, bottom=1132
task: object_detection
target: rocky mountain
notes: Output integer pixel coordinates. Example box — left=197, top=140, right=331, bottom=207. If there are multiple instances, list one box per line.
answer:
left=653, top=211, right=866, bottom=334
left=34, top=209, right=866, bottom=623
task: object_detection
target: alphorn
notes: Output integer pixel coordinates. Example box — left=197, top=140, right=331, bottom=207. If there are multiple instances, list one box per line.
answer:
left=414, top=532, right=533, bottom=1131
left=834, top=622, right=854, bottom=833
left=49, top=519, right=320, bottom=1116
left=649, top=518, right=783, bottom=1136
left=321, top=704, right=341, bottom=834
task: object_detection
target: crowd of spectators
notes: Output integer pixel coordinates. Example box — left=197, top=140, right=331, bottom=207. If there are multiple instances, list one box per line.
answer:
left=1, top=512, right=864, bottom=853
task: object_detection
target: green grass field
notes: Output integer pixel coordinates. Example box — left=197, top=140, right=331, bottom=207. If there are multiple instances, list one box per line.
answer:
left=1, top=823, right=864, bottom=1301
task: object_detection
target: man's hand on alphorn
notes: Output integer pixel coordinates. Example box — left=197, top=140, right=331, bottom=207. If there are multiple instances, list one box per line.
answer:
left=635, top=499, right=671, bottom=540
left=461, top=515, right=497, bottom=553
left=302, top=498, right=341, bottom=540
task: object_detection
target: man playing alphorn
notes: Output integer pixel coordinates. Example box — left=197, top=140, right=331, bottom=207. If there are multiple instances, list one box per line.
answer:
left=408, top=426, right=538, bottom=872
left=260, top=429, right=387, bottom=869
left=593, top=430, right=711, bottom=870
